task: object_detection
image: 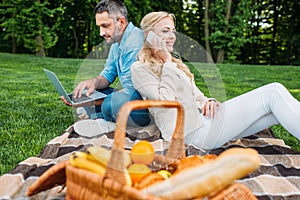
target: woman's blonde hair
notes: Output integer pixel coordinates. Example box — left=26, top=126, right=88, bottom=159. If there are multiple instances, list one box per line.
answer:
left=138, top=11, right=193, bottom=79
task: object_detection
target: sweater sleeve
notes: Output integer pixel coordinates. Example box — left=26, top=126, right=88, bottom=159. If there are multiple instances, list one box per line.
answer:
left=191, top=81, right=209, bottom=108
left=131, top=61, right=182, bottom=101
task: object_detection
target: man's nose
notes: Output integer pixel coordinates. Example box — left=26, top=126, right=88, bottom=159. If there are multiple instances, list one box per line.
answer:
left=99, top=28, right=105, bottom=37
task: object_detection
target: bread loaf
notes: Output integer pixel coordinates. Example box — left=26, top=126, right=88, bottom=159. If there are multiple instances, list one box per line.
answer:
left=141, top=148, right=260, bottom=199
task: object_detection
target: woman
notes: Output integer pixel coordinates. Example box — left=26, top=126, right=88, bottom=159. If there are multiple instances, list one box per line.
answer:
left=131, top=11, right=300, bottom=149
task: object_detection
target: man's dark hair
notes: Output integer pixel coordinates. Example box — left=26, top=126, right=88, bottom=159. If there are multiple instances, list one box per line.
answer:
left=94, top=0, right=128, bottom=21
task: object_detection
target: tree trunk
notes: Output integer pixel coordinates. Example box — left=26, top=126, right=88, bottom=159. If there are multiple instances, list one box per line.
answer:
left=87, top=18, right=92, bottom=53
left=253, top=0, right=262, bottom=63
left=73, top=28, right=79, bottom=58
left=35, top=0, right=45, bottom=57
left=270, top=0, right=279, bottom=65
left=217, top=0, right=232, bottom=63
left=286, top=1, right=297, bottom=65
left=35, top=35, right=45, bottom=57
left=204, top=0, right=213, bottom=62
left=216, top=49, right=225, bottom=63
left=12, top=36, right=16, bottom=54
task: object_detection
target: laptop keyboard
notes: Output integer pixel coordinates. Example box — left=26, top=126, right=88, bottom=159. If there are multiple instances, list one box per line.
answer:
left=69, top=94, right=91, bottom=103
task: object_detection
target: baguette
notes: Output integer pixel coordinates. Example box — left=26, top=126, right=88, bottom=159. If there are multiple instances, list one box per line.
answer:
left=141, top=148, right=260, bottom=199
left=136, top=172, right=165, bottom=189
left=173, top=154, right=217, bottom=175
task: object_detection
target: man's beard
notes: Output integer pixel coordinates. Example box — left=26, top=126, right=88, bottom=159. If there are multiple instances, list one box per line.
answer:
left=106, top=27, right=123, bottom=44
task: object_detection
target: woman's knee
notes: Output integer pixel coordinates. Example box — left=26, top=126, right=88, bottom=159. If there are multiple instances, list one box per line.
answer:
left=269, top=82, right=286, bottom=91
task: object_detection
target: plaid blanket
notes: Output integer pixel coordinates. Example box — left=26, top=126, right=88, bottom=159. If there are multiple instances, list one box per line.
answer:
left=0, top=123, right=299, bottom=200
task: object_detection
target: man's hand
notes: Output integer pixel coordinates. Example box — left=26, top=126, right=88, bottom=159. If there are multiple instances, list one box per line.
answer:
left=61, top=96, right=72, bottom=107
left=60, top=96, right=104, bottom=108
left=73, top=78, right=98, bottom=98
left=202, top=100, right=221, bottom=119
left=60, top=76, right=108, bottom=108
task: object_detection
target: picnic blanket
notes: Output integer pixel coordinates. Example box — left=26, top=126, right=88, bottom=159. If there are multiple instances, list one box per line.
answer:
left=0, top=122, right=299, bottom=200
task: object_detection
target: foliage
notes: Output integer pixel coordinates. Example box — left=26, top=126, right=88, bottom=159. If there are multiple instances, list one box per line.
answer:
left=207, top=0, right=253, bottom=63
left=46, top=0, right=101, bottom=58
left=240, top=0, right=300, bottom=65
left=0, top=0, right=300, bottom=64
left=0, top=0, right=61, bottom=56
left=181, top=0, right=205, bottom=45
left=125, top=0, right=152, bottom=27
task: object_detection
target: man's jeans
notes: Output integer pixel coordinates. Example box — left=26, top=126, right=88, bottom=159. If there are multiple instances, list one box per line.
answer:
left=85, top=88, right=151, bottom=127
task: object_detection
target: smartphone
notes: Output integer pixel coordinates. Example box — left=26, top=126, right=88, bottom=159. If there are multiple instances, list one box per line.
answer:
left=146, top=31, right=160, bottom=45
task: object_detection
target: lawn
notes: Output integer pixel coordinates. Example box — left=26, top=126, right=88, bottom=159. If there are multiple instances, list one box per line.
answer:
left=0, top=52, right=299, bottom=176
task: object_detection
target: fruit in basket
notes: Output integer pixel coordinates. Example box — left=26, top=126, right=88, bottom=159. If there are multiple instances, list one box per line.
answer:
left=128, top=163, right=151, bottom=184
left=124, top=168, right=133, bottom=186
left=131, top=140, right=155, bottom=165
left=157, top=170, right=172, bottom=180
left=73, top=151, right=101, bottom=163
left=69, top=152, right=105, bottom=176
left=88, top=146, right=132, bottom=167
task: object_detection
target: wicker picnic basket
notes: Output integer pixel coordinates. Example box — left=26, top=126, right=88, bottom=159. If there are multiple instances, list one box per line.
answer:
left=65, top=100, right=257, bottom=200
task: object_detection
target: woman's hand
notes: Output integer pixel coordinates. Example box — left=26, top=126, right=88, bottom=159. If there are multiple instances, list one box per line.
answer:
left=156, top=40, right=172, bottom=63
left=149, top=35, right=172, bottom=63
left=202, top=100, right=221, bottom=119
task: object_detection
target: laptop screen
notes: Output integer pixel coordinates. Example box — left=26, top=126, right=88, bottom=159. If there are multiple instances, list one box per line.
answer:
left=43, top=68, right=72, bottom=102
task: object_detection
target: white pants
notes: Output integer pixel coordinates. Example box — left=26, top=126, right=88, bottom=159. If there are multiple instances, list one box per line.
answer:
left=184, top=82, right=300, bottom=150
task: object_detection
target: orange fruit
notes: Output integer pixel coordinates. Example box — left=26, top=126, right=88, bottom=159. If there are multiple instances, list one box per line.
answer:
left=128, top=163, right=151, bottom=184
left=131, top=140, right=155, bottom=165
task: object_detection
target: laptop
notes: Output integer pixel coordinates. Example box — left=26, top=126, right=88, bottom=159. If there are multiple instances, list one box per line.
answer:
left=43, top=68, right=107, bottom=106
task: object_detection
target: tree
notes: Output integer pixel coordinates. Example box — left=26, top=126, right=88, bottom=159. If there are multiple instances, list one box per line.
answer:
left=0, top=0, right=60, bottom=57
left=204, top=0, right=253, bottom=63
left=240, top=0, right=300, bottom=65
left=282, top=0, right=300, bottom=65
left=1, top=0, right=299, bottom=64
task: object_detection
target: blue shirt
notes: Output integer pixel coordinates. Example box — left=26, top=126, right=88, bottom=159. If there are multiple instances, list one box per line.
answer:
left=100, top=22, right=144, bottom=94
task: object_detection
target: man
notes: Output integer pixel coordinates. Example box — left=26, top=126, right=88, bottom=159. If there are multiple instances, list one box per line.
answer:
left=62, top=0, right=150, bottom=126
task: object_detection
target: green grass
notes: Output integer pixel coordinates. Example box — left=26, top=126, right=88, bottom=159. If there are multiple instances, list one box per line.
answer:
left=0, top=53, right=81, bottom=175
left=0, top=53, right=299, bottom=176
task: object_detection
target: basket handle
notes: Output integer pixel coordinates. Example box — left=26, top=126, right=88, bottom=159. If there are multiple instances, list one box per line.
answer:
left=104, top=100, right=186, bottom=185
